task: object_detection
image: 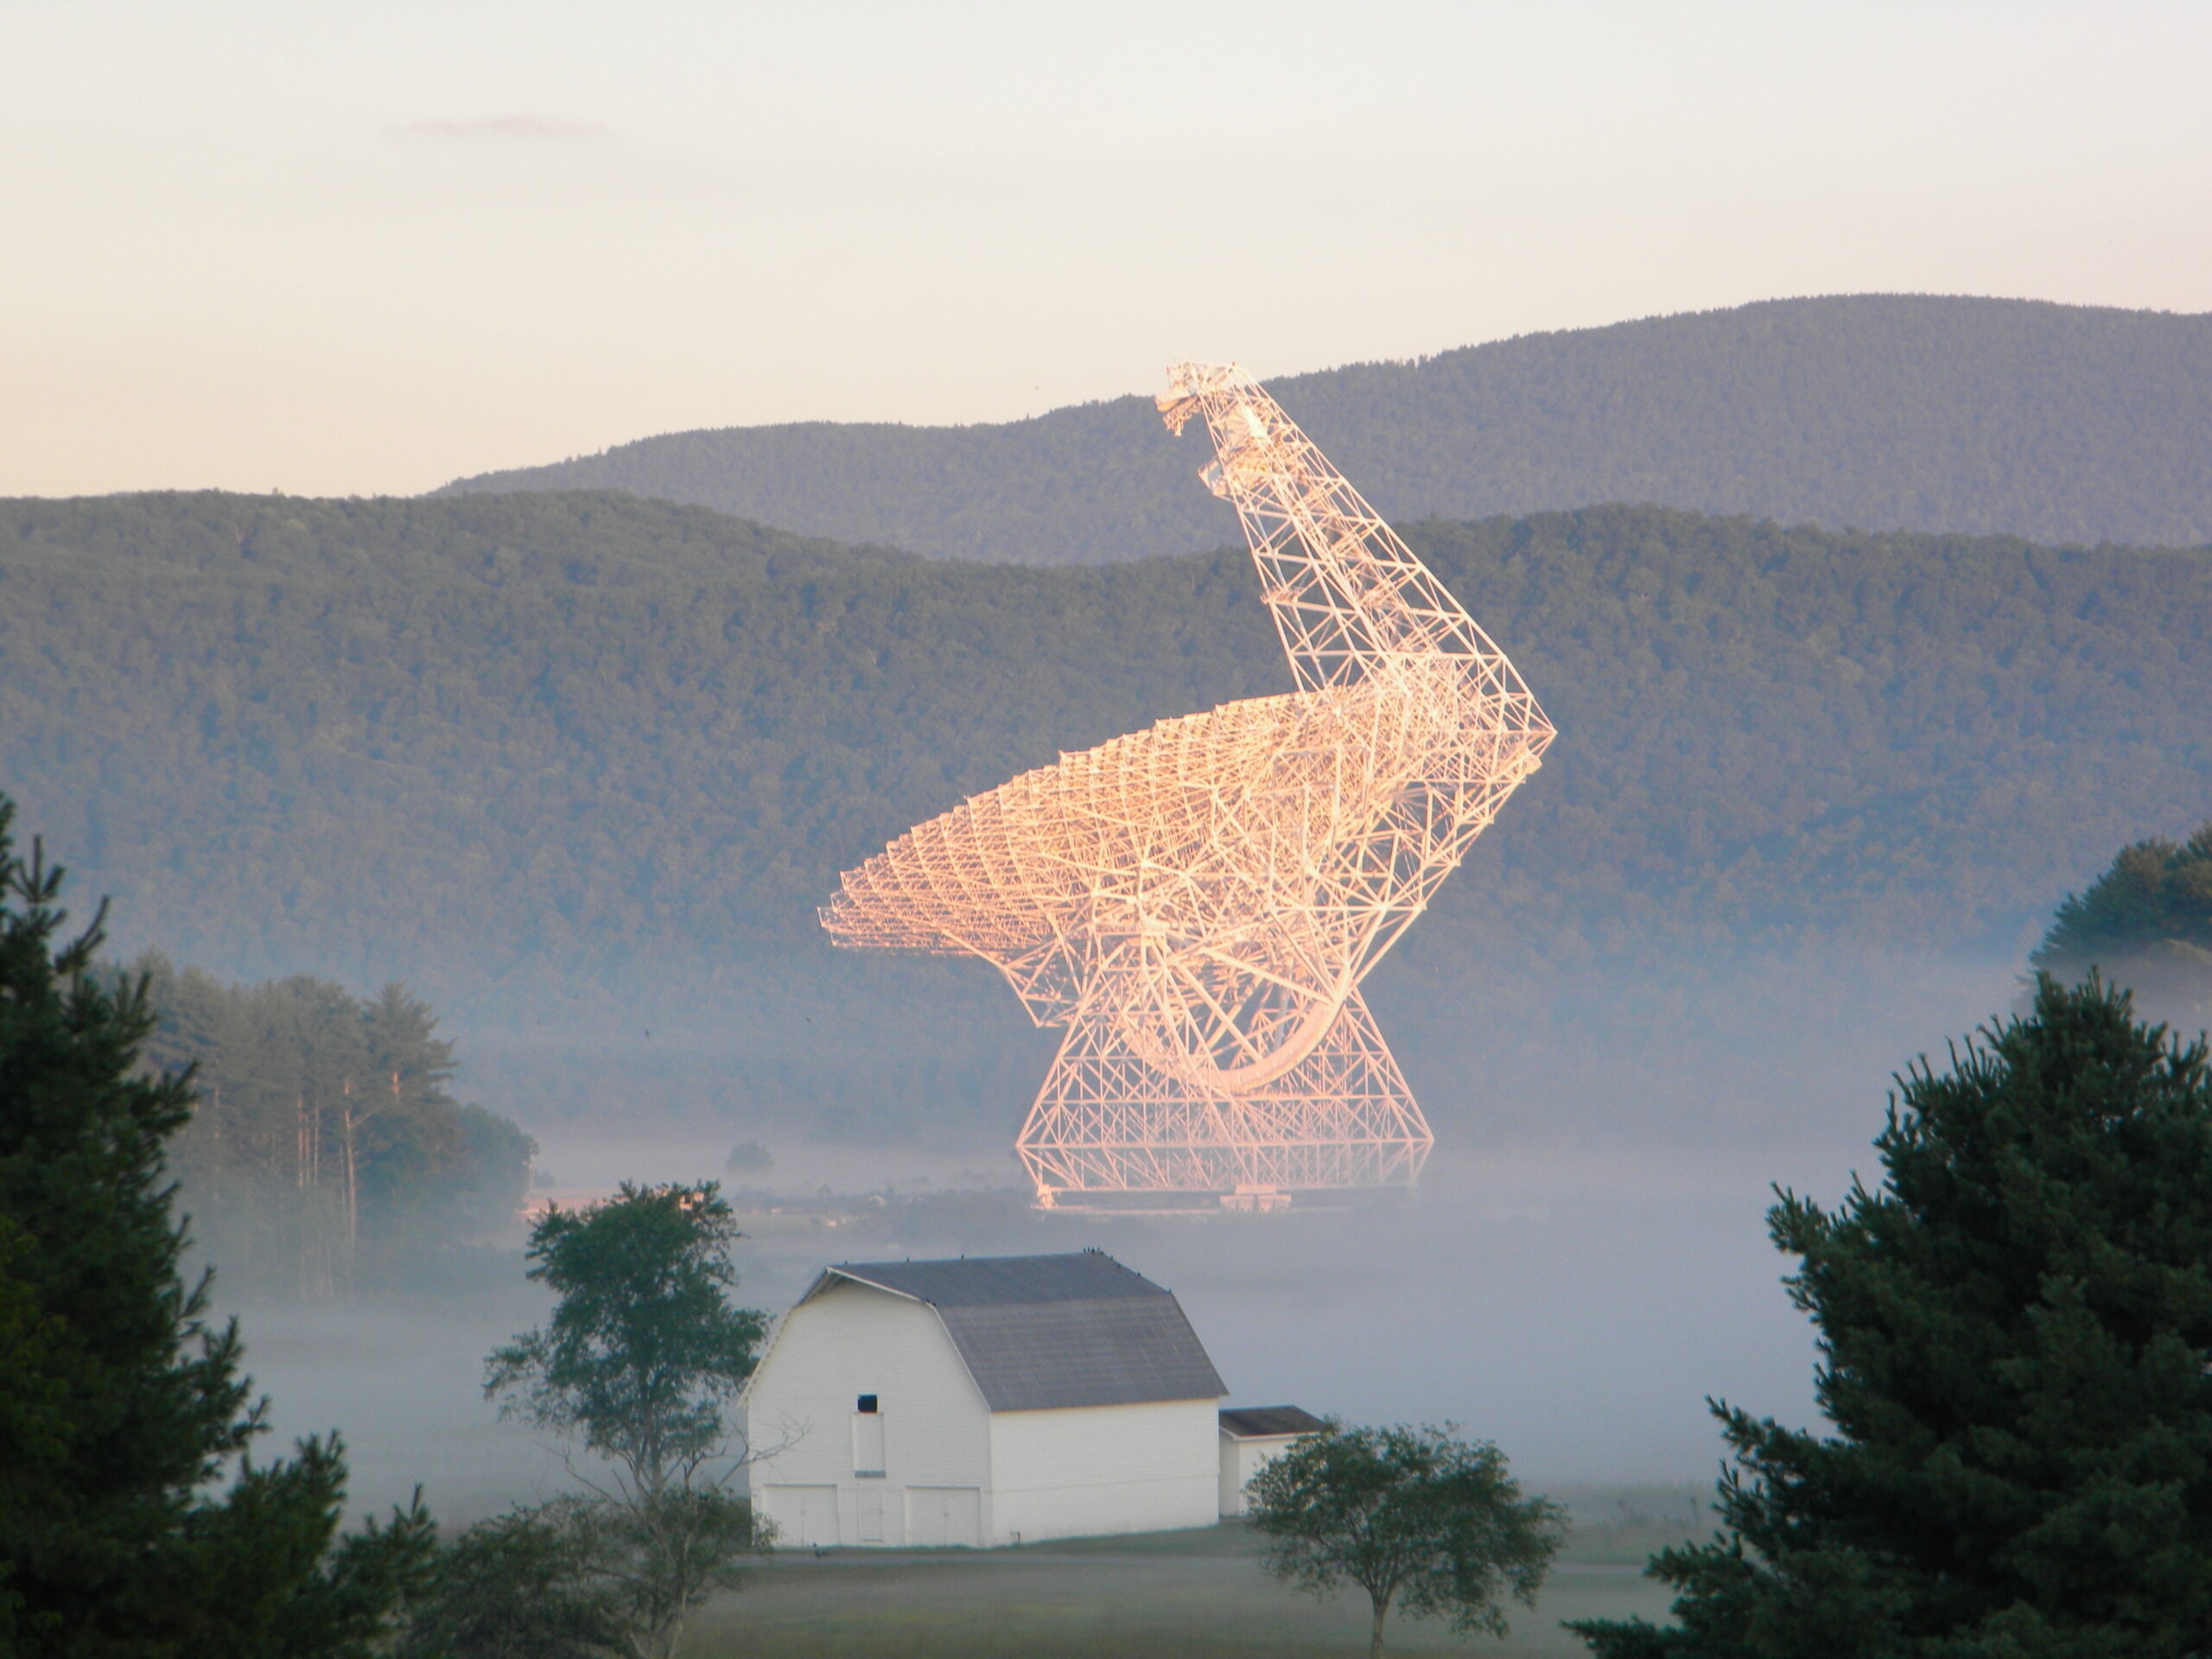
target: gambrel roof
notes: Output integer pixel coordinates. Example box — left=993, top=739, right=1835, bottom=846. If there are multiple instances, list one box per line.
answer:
left=800, top=1249, right=1226, bottom=1413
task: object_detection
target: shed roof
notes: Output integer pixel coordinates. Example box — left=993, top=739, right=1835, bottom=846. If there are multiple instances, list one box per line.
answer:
left=812, top=1250, right=1226, bottom=1414
left=1220, top=1404, right=1328, bottom=1439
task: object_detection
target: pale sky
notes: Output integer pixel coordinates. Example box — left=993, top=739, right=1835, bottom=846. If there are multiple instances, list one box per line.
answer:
left=4, top=0, right=2209, bottom=499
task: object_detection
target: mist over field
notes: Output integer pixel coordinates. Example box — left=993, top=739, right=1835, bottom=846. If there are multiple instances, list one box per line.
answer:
left=219, top=942, right=2029, bottom=1528
left=15, top=3, right=2212, bottom=1649
left=6, top=304, right=2209, bottom=1568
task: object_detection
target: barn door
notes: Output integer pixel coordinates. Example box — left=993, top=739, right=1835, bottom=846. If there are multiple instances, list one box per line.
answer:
left=762, top=1484, right=840, bottom=1548
left=904, top=1485, right=982, bottom=1548
left=857, top=1484, right=884, bottom=1543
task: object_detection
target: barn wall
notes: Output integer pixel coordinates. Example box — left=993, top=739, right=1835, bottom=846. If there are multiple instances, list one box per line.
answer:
left=1218, top=1433, right=1303, bottom=1516
left=741, top=1281, right=989, bottom=1548
left=988, top=1397, right=1219, bottom=1544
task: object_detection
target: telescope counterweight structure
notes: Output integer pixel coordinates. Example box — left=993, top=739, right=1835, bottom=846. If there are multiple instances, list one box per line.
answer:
left=823, top=362, right=1553, bottom=1207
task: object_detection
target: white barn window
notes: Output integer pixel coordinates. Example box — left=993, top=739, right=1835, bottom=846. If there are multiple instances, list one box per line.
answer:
left=852, top=1404, right=885, bottom=1477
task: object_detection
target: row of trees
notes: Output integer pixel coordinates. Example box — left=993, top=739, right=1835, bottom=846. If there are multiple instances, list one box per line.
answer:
left=13, top=780, right=2212, bottom=1656
left=0, top=795, right=772, bottom=1656
left=133, top=957, right=534, bottom=1295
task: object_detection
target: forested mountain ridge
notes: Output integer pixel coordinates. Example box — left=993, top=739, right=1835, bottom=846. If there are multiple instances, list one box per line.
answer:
left=1, top=490, right=1266, bottom=1000
left=436, top=296, right=2212, bottom=561
left=5, top=488, right=2208, bottom=1046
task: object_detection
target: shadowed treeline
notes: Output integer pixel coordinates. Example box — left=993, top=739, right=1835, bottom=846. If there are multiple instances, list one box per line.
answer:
left=130, top=957, right=533, bottom=1295
left=4, top=488, right=2208, bottom=1141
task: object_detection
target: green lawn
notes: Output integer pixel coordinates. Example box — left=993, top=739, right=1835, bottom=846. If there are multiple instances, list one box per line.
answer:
left=684, top=1518, right=1683, bottom=1657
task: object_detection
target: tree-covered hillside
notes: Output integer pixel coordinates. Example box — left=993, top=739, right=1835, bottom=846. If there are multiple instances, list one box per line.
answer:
left=437, top=296, right=2212, bottom=562
left=5, top=489, right=2207, bottom=1029
left=0, top=490, right=1264, bottom=1004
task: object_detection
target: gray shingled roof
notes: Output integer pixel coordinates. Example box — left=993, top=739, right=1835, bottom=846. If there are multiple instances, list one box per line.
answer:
left=1220, top=1405, right=1328, bottom=1439
left=820, top=1250, right=1226, bottom=1413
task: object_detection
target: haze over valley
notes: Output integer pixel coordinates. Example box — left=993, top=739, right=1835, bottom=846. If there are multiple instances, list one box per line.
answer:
left=10, top=480, right=2208, bottom=1109
left=8, top=421, right=2209, bottom=1505
left=9, top=8, right=2212, bottom=1649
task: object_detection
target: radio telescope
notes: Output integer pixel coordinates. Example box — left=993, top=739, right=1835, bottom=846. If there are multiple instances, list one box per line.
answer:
left=823, top=362, right=1554, bottom=1208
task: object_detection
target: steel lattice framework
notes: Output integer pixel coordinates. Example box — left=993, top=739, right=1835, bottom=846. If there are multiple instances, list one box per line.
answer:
left=823, top=362, right=1554, bottom=1207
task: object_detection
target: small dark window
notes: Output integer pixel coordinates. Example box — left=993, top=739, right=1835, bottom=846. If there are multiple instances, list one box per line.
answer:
left=856, top=1394, right=879, bottom=1414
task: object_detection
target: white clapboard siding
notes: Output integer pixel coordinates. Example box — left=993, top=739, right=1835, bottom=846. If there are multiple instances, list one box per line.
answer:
left=1218, top=1433, right=1305, bottom=1517
left=743, top=1279, right=991, bottom=1548
left=742, top=1253, right=1230, bottom=1548
left=990, top=1398, right=1220, bottom=1543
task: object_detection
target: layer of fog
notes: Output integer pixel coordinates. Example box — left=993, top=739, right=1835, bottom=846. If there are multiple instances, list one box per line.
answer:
left=198, top=943, right=2083, bottom=1533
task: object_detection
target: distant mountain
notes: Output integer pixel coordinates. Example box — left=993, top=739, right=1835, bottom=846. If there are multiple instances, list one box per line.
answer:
left=435, top=296, right=2212, bottom=562
left=6, top=489, right=2207, bottom=995
left=9, top=486, right=2210, bottom=1140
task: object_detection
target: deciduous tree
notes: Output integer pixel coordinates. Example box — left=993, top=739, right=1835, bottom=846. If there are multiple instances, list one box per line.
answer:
left=2031, top=824, right=2212, bottom=1030
left=1246, top=1421, right=1563, bottom=1658
left=397, top=1502, right=631, bottom=1659
left=484, top=1182, right=771, bottom=1659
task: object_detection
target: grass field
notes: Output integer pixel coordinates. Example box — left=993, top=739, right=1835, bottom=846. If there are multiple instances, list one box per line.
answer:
left=683, top=1508, right=1692, bottom=1657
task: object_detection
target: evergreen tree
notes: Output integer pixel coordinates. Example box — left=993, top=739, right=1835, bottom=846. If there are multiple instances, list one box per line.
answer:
left=132, top=955, right=534, bottom=1297
left=0, top=794, right=435, bottom=1655
left=1574, top=975, right=2212, bottom=1658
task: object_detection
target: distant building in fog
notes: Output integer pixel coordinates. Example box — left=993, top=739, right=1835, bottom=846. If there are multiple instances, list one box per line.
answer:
left=740, top=1249, right=1226, bottom=1548
left=1217, top=1404, right=1328, bottom=1516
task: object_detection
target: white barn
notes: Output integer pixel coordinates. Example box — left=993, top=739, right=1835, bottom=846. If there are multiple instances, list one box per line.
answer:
left=1217, top=1404, right=1327, bottom=1516
left=741, top=1249, right=1227, bottom=1548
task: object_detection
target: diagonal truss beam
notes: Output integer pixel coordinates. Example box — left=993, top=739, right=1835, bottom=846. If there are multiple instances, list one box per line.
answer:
left=823, top=363, right=1554, bottom=1207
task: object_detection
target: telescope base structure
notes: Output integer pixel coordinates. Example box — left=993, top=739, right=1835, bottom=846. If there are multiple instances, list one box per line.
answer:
left=1016, top=993, right=1434, bottom=1209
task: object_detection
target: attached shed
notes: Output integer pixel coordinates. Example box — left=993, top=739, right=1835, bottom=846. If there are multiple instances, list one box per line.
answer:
left=741, top=1249, right=1227, bottom=1548
left=1218, top=1404, right=1328, bottom=1516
